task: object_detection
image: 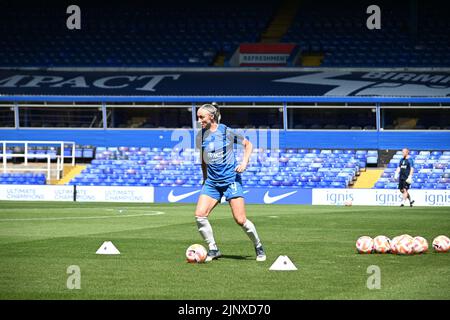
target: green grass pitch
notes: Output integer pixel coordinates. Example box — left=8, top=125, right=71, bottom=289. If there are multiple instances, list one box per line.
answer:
left=0, top=201, right=449, bottom=300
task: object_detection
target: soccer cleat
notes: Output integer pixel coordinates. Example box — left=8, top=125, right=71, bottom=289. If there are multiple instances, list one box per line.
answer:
left=410, top=200, right=415, bottom=207
left=400, top=204, right=405, bottom=207
left=205, top=249, right=222, bottom=262
left=255, top=245, right=266, bottom=262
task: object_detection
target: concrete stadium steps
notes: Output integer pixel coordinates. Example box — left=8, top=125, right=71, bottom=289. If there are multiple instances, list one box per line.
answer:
left=301, top=53, right=324, bottom=66
left=53, top=165, right=86, bottom=185
left=213, top=53, right=226, bottom=67
left=260, top=0, right=300, bottom=43
left=352, top=169, right=384, bottom=189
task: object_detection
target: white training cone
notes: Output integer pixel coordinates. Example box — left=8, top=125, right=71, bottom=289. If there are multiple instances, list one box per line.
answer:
left=269, top=255, right=297, bottom=271
left=96, top=241, right=120, bottom=255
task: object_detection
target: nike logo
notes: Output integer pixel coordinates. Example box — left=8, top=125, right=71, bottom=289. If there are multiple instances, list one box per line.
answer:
left=168, top=190, right=201, bottom=202
left=263, top=191, right=297, bottom=204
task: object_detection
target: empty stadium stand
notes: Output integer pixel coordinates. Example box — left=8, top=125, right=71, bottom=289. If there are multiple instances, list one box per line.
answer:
left=3, top=145, right=450, bottom=191
left=282, top=0, right=450, bottom=67
left=2, top=144, right=94, bottom=163
left=0, top=1, right=277, bottom=67
left=2, top=0, right=448, bottom=68
left=0, top=173, right=46, bottom=185
left=0, top=142, right=94, bottom=185
left=375, top=150, right=450, bottom=189
left=67, top=147, right=373, bottom=188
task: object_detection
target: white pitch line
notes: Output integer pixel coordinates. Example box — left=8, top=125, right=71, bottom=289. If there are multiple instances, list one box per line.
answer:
left=0, top=211, right=165, bottom=222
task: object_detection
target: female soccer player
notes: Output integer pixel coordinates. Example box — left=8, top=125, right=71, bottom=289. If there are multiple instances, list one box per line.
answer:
left=194, top=102, right=266, bottom=262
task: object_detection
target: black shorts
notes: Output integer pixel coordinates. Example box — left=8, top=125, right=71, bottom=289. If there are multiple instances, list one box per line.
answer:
left=398, top=179, right=410, bottom=190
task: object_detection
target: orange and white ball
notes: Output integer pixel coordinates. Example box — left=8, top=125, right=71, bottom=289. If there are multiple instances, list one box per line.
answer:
left=412, top=236, right=429, bottom=254
left=373, top=235, right=391, bottom=253
left=432, top=235, right=450, bottom=253
left=186, top=244, right=207, bottom=263
left=390, top=236, right=401, bottom=254
left=356, top=236, right=373, bottom=254
left=395, top=235, right=414, bottom=255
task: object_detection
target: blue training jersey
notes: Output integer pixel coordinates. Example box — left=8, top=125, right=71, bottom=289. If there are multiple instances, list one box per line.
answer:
left=196, top=124, right=245, bottom=186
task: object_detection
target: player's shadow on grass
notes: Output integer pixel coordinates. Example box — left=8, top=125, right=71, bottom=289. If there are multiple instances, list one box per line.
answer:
left=220, top=254, right=253, bottom=260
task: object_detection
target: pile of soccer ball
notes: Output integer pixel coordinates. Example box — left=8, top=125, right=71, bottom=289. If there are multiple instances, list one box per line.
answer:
left=356, top=235, right=450, bottom=254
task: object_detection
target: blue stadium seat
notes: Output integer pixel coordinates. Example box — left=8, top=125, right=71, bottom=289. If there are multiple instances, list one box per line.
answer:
left=375, top=150, right=450, bottom=189
left=66, top=147, right=385, bottom=189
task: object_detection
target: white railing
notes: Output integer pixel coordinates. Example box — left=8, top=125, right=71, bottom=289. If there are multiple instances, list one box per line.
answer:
left=1, top=141, right=76, bottom=181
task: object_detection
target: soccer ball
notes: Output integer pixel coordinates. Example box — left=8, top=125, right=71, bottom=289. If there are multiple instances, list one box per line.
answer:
left=344, top=200, right=353, bottom=206
left=412, top=236, right=428, bottom=254
left=373, top=235, right=391, bottom=253
left=185, top=244, right=208, bottom=263
left=395, top=234, right=414, bottom=255
left=390, top=235, right=412, bottom=254
left=356, top=236, right=373, bottom=254
left=390, top=236, right=401, bottom=254
left=432, top=235, right=450, bottom=253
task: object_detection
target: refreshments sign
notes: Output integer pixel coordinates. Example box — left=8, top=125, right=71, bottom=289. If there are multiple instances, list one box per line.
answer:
left=239, top=43, right=297, bottom=66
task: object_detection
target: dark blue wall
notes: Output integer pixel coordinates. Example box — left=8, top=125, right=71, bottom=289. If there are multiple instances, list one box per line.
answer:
left=0, top=129, right=190, bottom=147
left=1, top=129, right=449, bottom=150
left=282, top=131, right=450, bottom=150
left=282, top=131, right=379, bottom=149
left=377, top=131, right=450, bottom=150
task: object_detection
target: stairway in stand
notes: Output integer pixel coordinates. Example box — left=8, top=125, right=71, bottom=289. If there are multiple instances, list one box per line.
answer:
left=351, top=169, right=384, bottom=189
left=260, top=0, right=300, bottom=43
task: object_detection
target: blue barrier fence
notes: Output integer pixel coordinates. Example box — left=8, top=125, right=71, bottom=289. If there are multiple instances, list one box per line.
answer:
left=1, top=128, right=449, bottom=150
